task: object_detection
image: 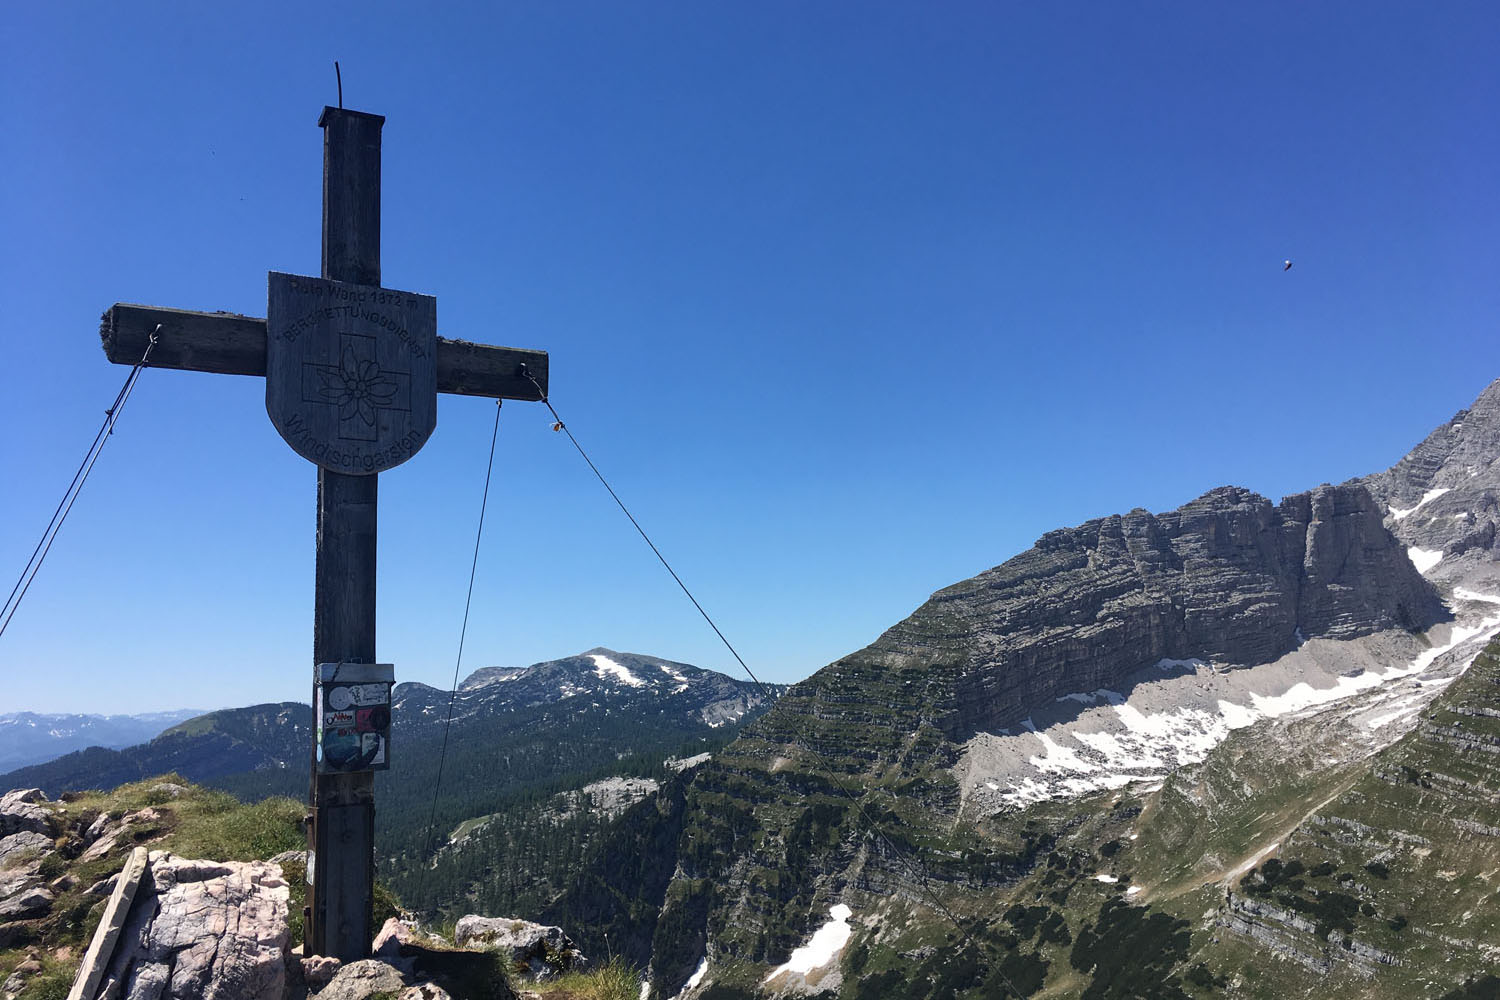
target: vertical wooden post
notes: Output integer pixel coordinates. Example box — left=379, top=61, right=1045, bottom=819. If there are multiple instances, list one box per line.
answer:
left=308, top=106, right=385, bottom=961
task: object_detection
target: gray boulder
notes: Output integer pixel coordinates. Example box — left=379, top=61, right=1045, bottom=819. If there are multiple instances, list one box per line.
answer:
left=1, top=957, right=41, bottom=998
left=0, top=867, right=38, bottom=902
left=309, top=959, right=407, bottom=1000
left=300, top=954, right=342, bottom=991
left=85, top=812, right=115, bottom=842
left=0, top=789, right=51, bottom=837
left=0, top=885, right=52, bottom=920
left=0, top=831, right=51, bottom=869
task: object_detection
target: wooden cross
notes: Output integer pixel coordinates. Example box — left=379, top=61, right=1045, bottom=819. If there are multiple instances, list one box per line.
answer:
left=98, top=107, right=548, bottom=962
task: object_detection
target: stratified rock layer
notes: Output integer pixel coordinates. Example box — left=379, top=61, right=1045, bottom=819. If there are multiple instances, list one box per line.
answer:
left=896, top=483, right=1447, bottom=738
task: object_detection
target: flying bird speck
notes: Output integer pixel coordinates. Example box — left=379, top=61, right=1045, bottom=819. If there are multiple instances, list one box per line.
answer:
left=1283, top=260, right=1293, bottom=271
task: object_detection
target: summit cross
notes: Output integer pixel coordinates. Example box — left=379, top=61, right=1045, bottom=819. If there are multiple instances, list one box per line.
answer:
left=98, top=106, right=549, bottom=962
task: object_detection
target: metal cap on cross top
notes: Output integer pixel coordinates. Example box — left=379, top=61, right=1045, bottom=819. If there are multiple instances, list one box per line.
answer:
left=95, top=104, right=551, bottom=963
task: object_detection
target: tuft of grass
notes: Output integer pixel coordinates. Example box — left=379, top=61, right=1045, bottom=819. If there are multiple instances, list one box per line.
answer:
left=59, top=775, right=302, bottom=863
left=12, top=953, right=80, bottom=1000
left=535, top=957, right=641, bottom=1000
left=278, top=854, right=309, bottom=946
left=373, top=880, right=401, bottom=932
left=166, top=795, right=304, bottom=862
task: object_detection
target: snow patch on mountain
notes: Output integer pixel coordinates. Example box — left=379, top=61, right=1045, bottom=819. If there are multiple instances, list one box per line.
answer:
left=1390, top=488, right=1451, bottom=520
left=589, top=653, right=647, bottom=688
left=658, top=662, right=692, bottom=691
left=1409, top=547, right=1444, bottom=574
left=667, top=958, right=708, bottom=1000
left=457, top=666, right=528, bottom=690
left=763, top=903, right=854, bottom=986
left=958, top=591, right=1500, bottom=814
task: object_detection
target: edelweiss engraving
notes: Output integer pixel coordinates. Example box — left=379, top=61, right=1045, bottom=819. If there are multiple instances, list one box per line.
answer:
left=301, top=335, right=410, bottom=441
left=267, top=271, right=437, bottom=473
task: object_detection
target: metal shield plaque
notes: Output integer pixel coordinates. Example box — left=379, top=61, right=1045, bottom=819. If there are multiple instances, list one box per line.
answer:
left=266, top=271, right=437, bottom=475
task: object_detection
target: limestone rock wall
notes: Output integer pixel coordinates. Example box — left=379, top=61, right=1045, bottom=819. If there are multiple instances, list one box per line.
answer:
left=863, top=482, right=1446, bottom=738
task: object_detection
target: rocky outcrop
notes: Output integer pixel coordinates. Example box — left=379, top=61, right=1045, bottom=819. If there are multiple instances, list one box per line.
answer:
left=1217, top=892, right=1331, bottom=973
left=1360, top=378, right=1500, bottom=574
left=80, top=808, right=165, bottom=864
left=95, top=852, right=290, bottom=1000
left=454, top=915, right=587, bottom=979
left=568, top=777, right=660, bottom=819
left=0, top=831, right=51, bottom=869
left=0, top=790, right=57, bottom=955
left=2, top=955, right=43, bottom=997
left=317, top=918, right=519, bottom=1000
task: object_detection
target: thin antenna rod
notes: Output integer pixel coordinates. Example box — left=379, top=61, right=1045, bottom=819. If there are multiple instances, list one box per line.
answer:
left=334, top=61, right=343, bottom=109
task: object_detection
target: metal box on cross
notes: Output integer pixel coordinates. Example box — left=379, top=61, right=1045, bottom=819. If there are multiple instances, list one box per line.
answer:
left=266, top=272, right=437, bottom=475
left=315, top=662, right=394, bottom=773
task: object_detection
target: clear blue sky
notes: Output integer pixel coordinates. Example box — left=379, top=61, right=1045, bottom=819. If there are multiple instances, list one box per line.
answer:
left=2, top=3, right=1497, bottom=714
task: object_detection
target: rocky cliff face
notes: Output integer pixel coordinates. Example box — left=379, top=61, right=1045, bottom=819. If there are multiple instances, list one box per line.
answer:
left=573, top=383, right=1500, bottom=999
left=872, top=482, right=1445, bottom=739
left=744, top=481, right=1443, bottom=778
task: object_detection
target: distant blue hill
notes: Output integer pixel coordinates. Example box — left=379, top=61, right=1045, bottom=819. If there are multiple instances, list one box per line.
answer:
left=0, top=709, right=204, bottom=772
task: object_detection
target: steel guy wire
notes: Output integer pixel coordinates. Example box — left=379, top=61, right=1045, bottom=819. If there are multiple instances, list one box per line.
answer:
left=1, top=327, right=159, bottom=640
left=421, top=399, right=503, bottom=884
left=520, top=368, right=1025, bottom=999
left=519, top=365, right=771, bottom=696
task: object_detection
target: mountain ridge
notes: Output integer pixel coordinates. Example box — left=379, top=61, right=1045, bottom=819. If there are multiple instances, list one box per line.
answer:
left=0, top=709, right=203, bottom=773
left=0, top=648, right=778, bottom=798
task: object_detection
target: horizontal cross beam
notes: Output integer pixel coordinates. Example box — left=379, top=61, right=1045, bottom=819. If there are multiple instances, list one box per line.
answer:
left=100, top=303, right=548, bottom=401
